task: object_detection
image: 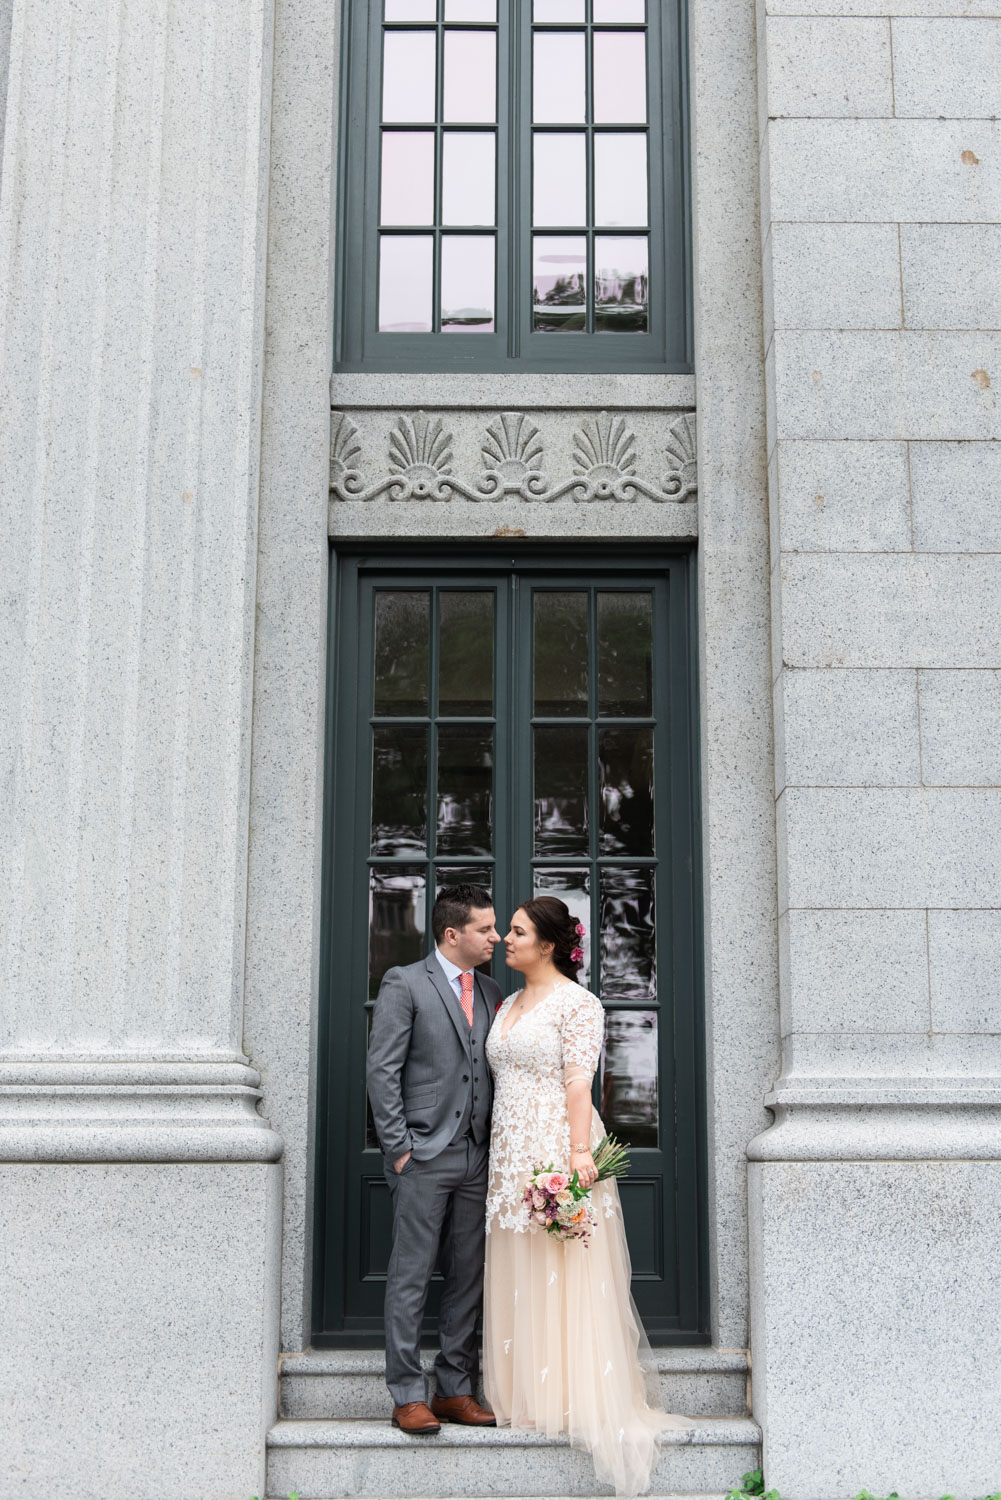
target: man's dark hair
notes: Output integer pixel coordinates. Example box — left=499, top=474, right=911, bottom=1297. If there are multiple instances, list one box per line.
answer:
left=431, top=884, right=493, bottom=943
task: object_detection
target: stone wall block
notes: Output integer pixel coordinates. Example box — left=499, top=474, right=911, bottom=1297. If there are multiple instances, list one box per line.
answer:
left=777, top=668, right=920, bottom=787
left=764, top=17, right=893, bottom=118
left=767, top=119, right=1001, bottom=223
left=782, top=787, right=1001, bottom=908
left=780, top=554, right=1001, bottom=669
left=902, top=225, right=1001, bottom=332
left=780, top=908, right=929, bottom=1036
left=768, top=223, right=901, bottom=333
left=775, top=440, right=911, bottom=553
left=918, top=669, right=1001, bottom=786
left=772, top=330, right=1001, bottom=442
left=767, top=0, right=1001, bottom=15
left=910, top=441, right=1001, bottom=551
left=928, top=909, right=1001, bottom=1033
left=892, top=18, right=1001, bottom=118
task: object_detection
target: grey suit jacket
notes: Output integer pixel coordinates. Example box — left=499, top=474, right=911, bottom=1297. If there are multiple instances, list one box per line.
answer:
left=367, top=952, right=501, bottom=1162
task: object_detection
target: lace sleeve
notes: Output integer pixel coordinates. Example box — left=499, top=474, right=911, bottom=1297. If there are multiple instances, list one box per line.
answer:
left=560, top=985, right=604, bottom=1087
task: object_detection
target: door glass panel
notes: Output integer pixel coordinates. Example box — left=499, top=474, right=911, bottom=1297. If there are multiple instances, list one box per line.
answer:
left=369, top=869, right=427, bottom=1000
left=382, top=31, right=437, bottom=122
left=533, top=868, right=591, bottom=989
left=443, top=30, right=497, bottom=121
left=439, top=592, right=495, bottom=715
left=379, top=235, right=434, bottom=332
left=381, top=132, right=436, bottom=225
left=597, top=591, right=653, bottom=717
left=445, top=0, right=495, bottom=17
left=371, top=725, right=428, bottom=855
left=593, top=31, right=647, bottom=123
left=600, top=867, right=656, bottom=1002
left=442, top=133, right=496, bottom=225
left=532, top=237, right=587, bottom=331
left=533, top=133, right=586, bottom=227
left=534, top=726, right=589, bottom=857
left=441, top=235, right=495, bottom=332
left=595, top=236, right=648, bottom=333
left=374, top=591, right=430, bottom=715
left=594, top=134, right=648, bottom=228
left=533, top=32, right=586, bottom=123
left=436, top=866, right=494, bottom=898
left=601, top=1010, right=659, bottom=1148
left=598, top=726, right=654, bottom=855
left=534, top=0, right=584, bottom=17
left=385, top=0, right=436, bottom=18
left=594, top=0, right=644, bottom=17
left=534, top=591, right=588, bottom=715
left=437, top=726, right=494, bottom=855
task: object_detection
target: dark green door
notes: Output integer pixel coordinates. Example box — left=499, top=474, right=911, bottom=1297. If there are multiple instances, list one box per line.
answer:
left=314, top=546, right=706, bottom=1345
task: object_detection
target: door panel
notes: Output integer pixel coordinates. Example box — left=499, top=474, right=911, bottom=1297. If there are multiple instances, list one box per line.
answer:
left=314, top=548, right=706, bottom=1345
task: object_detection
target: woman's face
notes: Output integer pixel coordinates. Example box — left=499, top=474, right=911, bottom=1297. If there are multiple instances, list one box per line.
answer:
left=504, top=907, right=550, bottom=972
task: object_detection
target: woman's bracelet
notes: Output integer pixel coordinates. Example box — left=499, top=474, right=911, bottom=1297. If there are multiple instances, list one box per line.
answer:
left=570, top=1142, right=590, bottom=1154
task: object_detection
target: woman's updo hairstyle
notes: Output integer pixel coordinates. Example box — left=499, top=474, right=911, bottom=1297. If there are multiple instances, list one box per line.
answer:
left=520, top=895, right=585, bottom=982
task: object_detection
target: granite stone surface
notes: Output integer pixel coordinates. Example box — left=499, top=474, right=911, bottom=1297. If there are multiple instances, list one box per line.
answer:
left=910, top=440, right=1001, bottom=551
left=775, top=440, right=911, bottom=553
left=901, top=225, right=1001, bottom=331
left=763, top=17, right=893, bottom=118
left=892, top=17, right=1001, bottom=118
left=780, top=908, right=930, bottom=1036
left=767, top=0, right=1001, bottom=13
left=767, top=223, right=901, bottom=333
left=918, top=669, right=1001, bottom=786
left=928, top=909, right=1001, bottom=1034
left=776, top=667, right=920, bottom=788
left=0, top=1162, right=282, bottom=1500
left=750, top=1161, right=1001, bottom=1500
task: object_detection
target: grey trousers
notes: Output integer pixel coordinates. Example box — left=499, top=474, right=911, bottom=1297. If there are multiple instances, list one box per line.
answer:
left=383, top=1138, right=489, bottom=1407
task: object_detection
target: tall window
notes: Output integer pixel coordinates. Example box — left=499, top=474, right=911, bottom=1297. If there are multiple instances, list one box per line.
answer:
left=336, top=0, right=690, bottom=372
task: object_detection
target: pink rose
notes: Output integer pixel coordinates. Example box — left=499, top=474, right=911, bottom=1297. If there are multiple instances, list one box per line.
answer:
left=548, top=1172, right=568, bottom=1192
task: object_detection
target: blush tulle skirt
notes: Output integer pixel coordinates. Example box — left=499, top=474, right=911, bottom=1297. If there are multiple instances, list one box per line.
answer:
left=482, top=1178, right=691, bottom=1496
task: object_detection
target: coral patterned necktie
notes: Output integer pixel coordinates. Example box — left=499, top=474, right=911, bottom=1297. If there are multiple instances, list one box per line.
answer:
left=460, top=971, right=475, bottom=1028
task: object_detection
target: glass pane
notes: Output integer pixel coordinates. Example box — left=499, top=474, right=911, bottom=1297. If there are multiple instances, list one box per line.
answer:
left=532, top=236, right=586, bottom=332
left=444, top=30, right=496, bottom=121
left=598, top=726, right=654, bottom=855
left=534, top=0, right=584, bottom=17
left=379, top=235, right=433, bottom=332
left=436, top=867, right=493, bottom=898
left=594, top=133, right=648, bottom=227
left=600, top=867, right=656, bottom=1003
left=374, top=590, right=430, bottom=715
left=533, top=133, right=586, bottom=227
left=535, top=726, right=589, bottom=857
left=437, top=726, right=493, bottom=855
left=594, top=0, right=644, bottom=17
left=369, top=869, right=427, bottom=1000
left=441, top=235, right=495, bottom=332
left=386, top=0, right=436, bottom=18
left=601, top=1011, right=658, bottom=1149
left=439, top=592, right=495, bottom=715
left=446, top=0, right=495, bottom=16
left=442, top=133, right=496, bottom=225
left=597, top=591, right=653, bottom=716
left=593, top=31, right=647, bottom=123
left=533, top=32, right=585, bottom=123
left=372, top=725, right=428, bottom=856
left=534, top=591, right=588, bottom=715
left=534, top=868, right=591, bottom=990
left=380, top=132, right=435, bottom=225
left=382, top=31, right=437, bottom=122
left=595, top=236, right=648, bottom=333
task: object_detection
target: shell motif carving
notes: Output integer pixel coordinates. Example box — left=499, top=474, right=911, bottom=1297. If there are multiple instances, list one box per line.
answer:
left=328, top=408, right=697, bottom=505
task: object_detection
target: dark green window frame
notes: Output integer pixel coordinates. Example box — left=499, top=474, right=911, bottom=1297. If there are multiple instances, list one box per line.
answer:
left=335, top=0, right=691, bottom=374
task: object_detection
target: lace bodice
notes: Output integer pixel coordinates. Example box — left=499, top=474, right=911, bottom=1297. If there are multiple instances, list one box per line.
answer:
left=485, top=979, right=609, bottom=1232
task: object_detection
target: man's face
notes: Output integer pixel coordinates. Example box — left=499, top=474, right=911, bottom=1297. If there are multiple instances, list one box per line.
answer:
left=444, top=906, right=500, bottom=970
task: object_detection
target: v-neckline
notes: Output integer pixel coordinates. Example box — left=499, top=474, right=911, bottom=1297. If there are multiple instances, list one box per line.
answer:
left=497, top=980, right=569, bottom=1042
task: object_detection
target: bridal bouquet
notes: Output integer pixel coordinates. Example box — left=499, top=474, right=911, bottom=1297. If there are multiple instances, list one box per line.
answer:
left=522, top=1136, right=631, bottom=1246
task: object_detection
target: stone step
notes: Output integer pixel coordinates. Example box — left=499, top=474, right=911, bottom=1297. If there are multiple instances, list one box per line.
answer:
left=265, top=1416, right=761, bottom=1499
left=279, top=1347, right=749, bottom=1421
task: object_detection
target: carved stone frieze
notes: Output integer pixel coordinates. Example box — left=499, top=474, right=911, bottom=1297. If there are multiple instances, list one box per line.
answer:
left=329, top=409, right=698, bottom=504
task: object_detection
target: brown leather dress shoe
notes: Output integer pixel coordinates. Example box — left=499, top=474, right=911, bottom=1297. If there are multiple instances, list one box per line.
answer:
left=391, top=1401, right=441, bottom=1434
left=430, top=1393, right=497, bottom=1426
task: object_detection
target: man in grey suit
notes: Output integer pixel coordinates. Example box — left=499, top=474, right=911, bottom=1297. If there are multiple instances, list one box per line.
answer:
left=367, top=884, right=502, bottom=1435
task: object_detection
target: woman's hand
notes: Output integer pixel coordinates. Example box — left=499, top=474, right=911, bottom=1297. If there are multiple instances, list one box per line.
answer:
left=570, top=1148, right=597, bottom=1188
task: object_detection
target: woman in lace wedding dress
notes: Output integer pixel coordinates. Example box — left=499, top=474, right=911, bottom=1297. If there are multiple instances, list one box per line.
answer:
left=483, top=896, right=690, bottom=1497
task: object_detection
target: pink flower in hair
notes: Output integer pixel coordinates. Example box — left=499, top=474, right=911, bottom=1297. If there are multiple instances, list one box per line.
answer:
left=574, top=922, right=586, bottom=937
left=570, top=945, right=584, bottom=965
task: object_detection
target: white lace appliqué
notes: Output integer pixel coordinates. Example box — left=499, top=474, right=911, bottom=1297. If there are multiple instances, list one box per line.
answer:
left=484, top=980, right=611, bottom=1233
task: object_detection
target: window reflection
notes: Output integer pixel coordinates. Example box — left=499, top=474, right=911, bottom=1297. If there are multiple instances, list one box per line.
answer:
left=597, top=591, right=653, bottom=716
left=441, top=235, right=495, bottom=332
left=532, top=237, right=586, bottom=332
left=534, top=868, right=591, bottom=989
left=601, top=1010, right=658, bottom=1149
left=371, top=725, right=428, bottom=856
left=598, top=726, right=654, bottom=855
left=534, top=591, right=588, bottom=715
left=534, top=726, right=589, bottom=857
left=595, top=237, right=648, bottom=333
left=369, top=869, right=427, bottom=1000
left=437, top=726, right=494, bottom=855
left=600, top=868, right=656, bottom=1003
left=374, top=591, right=430, bottom=715
left=439, top=592, right=495, bottom=715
